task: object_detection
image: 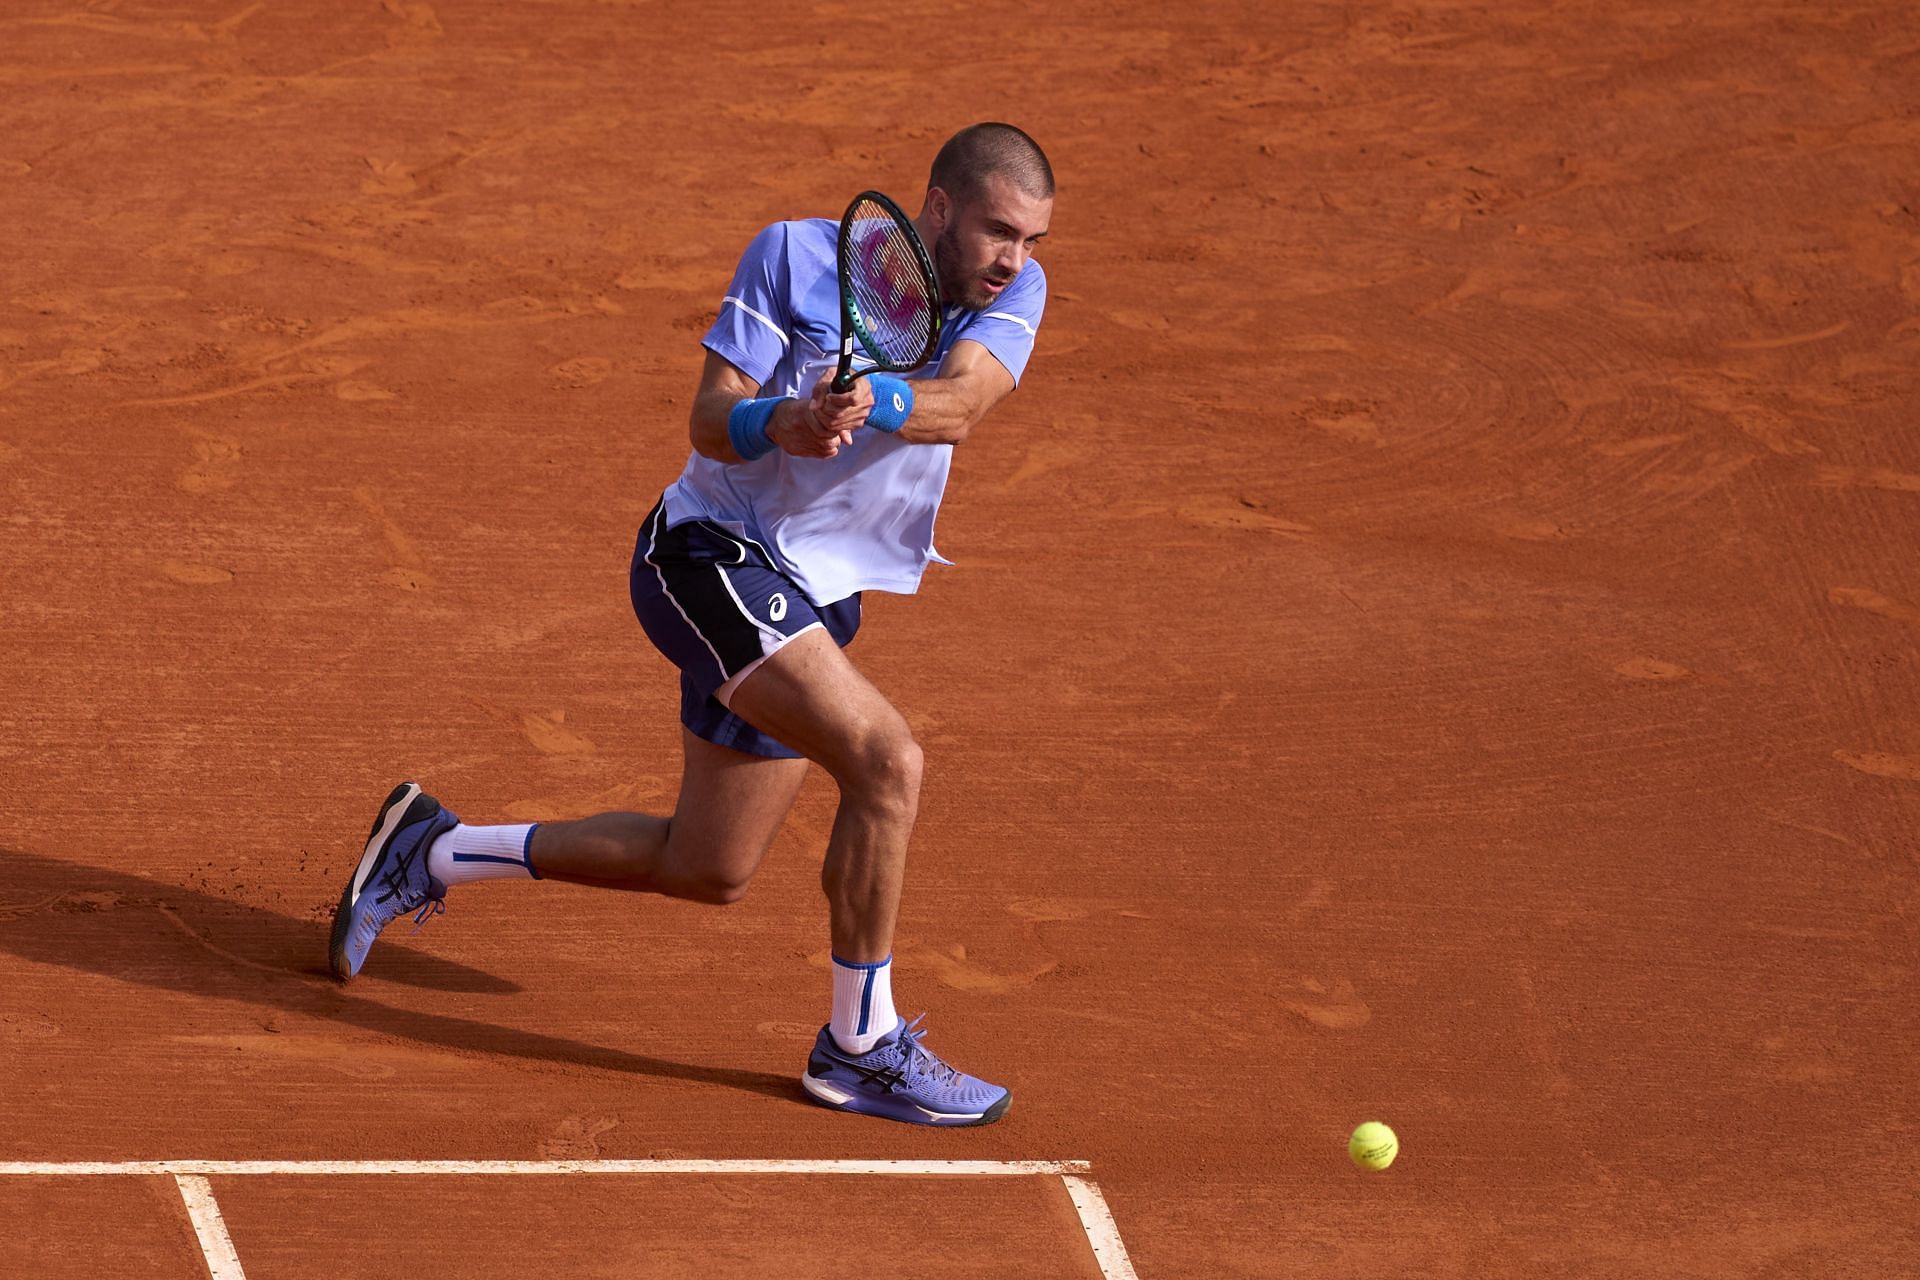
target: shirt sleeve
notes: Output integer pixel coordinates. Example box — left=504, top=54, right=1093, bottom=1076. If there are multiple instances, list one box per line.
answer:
left=702, top=222, right=794, bottom=388
left=953, top=259, right=1047, bottom=385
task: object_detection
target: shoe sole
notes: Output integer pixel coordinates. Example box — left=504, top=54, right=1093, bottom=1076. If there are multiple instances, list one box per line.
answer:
left=800, top=1071, right=1011, bottom=1126
left=327, top=781, right=421, bottom=982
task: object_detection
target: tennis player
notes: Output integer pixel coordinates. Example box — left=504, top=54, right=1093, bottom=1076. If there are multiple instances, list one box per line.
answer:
left=331, top=123, right=1053, bottom=1127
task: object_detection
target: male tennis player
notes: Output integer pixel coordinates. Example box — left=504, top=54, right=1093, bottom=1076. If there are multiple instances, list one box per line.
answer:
left=331, top=123, right=1053, bottom=1127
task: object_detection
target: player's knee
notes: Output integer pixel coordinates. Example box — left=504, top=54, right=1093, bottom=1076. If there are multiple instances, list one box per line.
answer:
left=704, top=875, right=755, bottom=906
left=843, top=729, right=923, bottom=811
left=662, top=827, right=764, bottom=905
left=683, top=861, right=757, bottom=905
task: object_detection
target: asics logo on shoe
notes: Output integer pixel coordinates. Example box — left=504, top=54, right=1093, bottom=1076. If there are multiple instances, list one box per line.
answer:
left=850, top=1063, right=907, bottom=1092
left=815, top=1051, right=907, bottom=1093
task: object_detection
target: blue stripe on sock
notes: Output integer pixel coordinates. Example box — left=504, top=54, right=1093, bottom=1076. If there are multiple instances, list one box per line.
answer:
left=523, top=824, right=541, bottom=880
left=831, top=954, right=891, bottom=1038
left=452, top=853, right=530, bottom=867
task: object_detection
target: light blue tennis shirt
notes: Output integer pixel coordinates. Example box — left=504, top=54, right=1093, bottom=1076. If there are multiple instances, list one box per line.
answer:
left=661, top=217, right=1047, bottom=605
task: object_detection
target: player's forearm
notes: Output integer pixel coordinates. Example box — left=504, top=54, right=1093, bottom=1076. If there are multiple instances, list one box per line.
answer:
left=893, top=377, right=994, bottom=447
left=690, top=391, right=811, bottom=463
left=689, top=388, right=747, bottom=462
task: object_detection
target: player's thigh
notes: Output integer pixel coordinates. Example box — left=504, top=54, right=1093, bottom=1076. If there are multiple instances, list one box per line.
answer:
left=666, top=727, right=810, bottom=880
left=725, top=627, right=919, bottom=791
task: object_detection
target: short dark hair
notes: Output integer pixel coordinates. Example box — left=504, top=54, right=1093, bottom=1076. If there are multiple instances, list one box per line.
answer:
left=928, top=123, right=1054, bottom=206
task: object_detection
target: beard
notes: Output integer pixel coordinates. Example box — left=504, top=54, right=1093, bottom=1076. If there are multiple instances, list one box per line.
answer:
left=935, top=221, right=1001, bottom=311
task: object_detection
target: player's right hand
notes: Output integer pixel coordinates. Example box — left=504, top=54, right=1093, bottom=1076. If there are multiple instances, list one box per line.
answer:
left=768, top=373, right=871, bottom=459
left=768, top=395, right=852, bottom=459
left=810, top=374, right=873, bottom=434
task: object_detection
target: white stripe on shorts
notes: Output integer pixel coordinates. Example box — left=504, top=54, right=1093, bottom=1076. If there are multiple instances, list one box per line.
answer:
left=715, top=621, right=825, bottom=707
left=644, top=504, right=729, bottom=685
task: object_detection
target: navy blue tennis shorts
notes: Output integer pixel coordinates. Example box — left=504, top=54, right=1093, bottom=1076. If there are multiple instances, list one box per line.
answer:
left=629, top=499, right=861, bottom=759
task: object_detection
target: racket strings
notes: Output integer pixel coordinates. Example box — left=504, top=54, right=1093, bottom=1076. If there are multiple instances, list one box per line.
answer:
left=845, top=201, right=937, bottom=367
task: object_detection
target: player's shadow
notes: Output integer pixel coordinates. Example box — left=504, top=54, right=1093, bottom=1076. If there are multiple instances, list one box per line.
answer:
left=0, top=847, right=798, bottom=1104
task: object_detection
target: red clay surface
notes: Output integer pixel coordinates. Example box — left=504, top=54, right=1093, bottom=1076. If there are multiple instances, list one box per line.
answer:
left=3, top=1, right=1918, bottom=1276
left=0, top=1177, right=203, bottom=1278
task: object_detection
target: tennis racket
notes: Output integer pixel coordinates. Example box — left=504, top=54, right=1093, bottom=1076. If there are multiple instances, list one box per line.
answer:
left=830, top=190, right=943, bottom=394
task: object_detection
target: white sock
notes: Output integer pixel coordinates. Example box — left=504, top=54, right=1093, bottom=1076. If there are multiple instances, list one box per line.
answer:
left=830, top=955, right=898, bottom=1054
left=426, top=823, right=541, bottom=887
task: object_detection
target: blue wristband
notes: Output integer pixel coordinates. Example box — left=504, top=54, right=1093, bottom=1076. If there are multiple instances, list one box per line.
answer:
left=865, top=375, right=915, bottom=434
left=727, top=396, right=784, bottom=462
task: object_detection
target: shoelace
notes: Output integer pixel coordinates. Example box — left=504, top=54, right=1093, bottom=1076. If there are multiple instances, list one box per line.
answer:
left=895, top=1014, right=961, bottom=1087
left=409, top=897, right=446, bottom=934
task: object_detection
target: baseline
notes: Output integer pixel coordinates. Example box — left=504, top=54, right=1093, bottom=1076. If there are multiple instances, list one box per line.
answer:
left=1, top=1160, right=1139, bottom=1280
left=0, top=1158, right=1084, bottom=1176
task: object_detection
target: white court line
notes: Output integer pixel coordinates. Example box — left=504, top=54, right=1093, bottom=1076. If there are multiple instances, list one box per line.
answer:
left=10, top=1160, right=1134, bottom=1280
left=1062, top=1175, right=1142, bottom=1280
left=174, top=1175, right=246, bottom=1280
left=0, top=1158, right=1086, bottom=1177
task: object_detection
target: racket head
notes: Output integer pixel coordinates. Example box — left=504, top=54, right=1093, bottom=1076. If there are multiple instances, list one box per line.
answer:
left=834, top=190, right=943, bottom=388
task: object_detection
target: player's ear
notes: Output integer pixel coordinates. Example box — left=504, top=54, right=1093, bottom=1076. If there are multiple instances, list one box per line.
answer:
left=926, top=185, right=953, bottom=231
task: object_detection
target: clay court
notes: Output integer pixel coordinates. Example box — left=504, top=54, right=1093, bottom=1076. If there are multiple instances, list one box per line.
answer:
left=3, top=0, right=1918, bottom=1275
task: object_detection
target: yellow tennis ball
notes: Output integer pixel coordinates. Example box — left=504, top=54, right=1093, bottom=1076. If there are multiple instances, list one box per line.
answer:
left=1348, top=1121, right=1398, bottom=1170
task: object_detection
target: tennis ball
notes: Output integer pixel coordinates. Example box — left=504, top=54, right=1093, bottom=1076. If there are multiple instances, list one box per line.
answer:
left=1348, top=1121, right=1398, bottom=1170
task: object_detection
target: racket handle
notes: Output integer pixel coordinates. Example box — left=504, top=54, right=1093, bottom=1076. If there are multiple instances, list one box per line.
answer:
left=831, top=365, right=855, bottom=394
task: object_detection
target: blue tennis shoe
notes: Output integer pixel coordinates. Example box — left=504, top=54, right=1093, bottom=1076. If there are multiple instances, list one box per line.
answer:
left=802, top=1015, right=1011, bottom=1126
left=328, top=782, right=460, bottom=981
